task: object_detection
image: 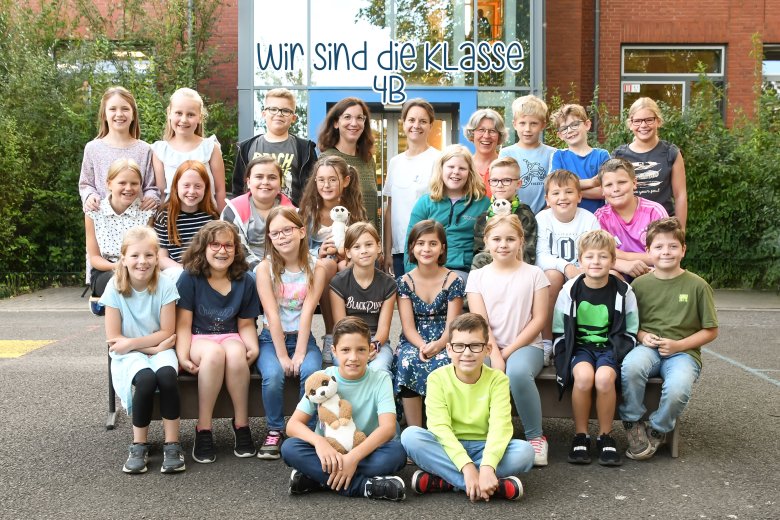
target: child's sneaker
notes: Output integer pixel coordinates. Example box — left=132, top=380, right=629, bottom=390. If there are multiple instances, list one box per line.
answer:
left=364, top=475, right=406, bottom=501
left=161, top=442, right=186, bottom=473
left=528, top=436, right=549, bottom=466
left=596, top=433, right=623, bottom=466
left=542, top=339, right=553, bottom=366
left=321, top=334, right=334, bottom=364
left=494, top=476, right=524, bottom=500
left=257, top=430, right=284, bottom=459
left=122, top=443, right=149, bottom=474
left=644, top=425, right=666, bottom=458
left=192, top=428, right=216, bottom=464
left=567, top=433, right=591, bottom=464
left=623, top=420, right=652, bottom=460
left=232, top=420, right=257, bottom=458
left=88, top=297, right=105, bottom=317
left=411, top=470, right=454, bottom=494
left=289, top=469, right=324, bottom=495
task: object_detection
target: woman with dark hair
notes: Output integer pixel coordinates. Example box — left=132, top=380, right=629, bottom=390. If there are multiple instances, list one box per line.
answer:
left=317, top=97, right=378, bottom=227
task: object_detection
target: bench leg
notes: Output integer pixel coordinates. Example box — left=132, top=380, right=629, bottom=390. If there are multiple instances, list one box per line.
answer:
left=669, top=426, right=680, bottom=458
left=106, top=352, right=117, bottom=430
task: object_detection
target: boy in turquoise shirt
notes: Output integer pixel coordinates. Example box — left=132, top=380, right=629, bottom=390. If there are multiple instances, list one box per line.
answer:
left=401, top=313, right=534, bottom=502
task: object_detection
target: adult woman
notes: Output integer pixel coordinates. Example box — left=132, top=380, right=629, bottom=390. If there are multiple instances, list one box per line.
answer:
left=382, top=98, right=440, bottom=276
left=317, top=98, right=378, bottom=228
left=463, top=108, right=509, bottom=198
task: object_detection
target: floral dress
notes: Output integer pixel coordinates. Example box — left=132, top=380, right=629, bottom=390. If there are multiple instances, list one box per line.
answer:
left=393, top=270, right=465, bottom=395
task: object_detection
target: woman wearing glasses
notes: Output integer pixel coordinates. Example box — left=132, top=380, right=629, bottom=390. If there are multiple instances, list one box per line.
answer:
left=463, top=109, right=510, bottom=198
left=382, top=98, right=441, bottom=277
left=318, top=98, right=379, bottom=228
left=613, top=97, right=688, bottom=229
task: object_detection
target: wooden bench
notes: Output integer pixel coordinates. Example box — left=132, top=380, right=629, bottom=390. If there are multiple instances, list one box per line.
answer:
left=105, top=359, right=679, bottom=458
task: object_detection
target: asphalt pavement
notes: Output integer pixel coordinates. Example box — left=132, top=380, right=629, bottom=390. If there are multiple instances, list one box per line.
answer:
left=0, top=287, right=778, bottom=519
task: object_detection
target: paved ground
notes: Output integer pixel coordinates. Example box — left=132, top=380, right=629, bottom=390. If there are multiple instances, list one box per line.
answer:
left=1, top=287, right=778, bottom=519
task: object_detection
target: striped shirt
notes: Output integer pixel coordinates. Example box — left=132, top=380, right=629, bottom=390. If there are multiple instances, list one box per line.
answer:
left=154, top=210, right=215, bottom=262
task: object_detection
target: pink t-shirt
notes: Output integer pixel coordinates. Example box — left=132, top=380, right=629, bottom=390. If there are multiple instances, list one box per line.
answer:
left=465, top=262, right=550, bottom=350
left=594, top=197, right=668, bottom=253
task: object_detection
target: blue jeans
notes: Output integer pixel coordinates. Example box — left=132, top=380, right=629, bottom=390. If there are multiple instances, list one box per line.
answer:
left=392, top=253, right=405, bottom=278
left=281, top=437, right=407, bottom=497
left=331, top=341, right=393, bottom=379
left=619, top=345, right=701, bottom=433
left=505, top=346, right=544, bottom=439
left=401, top=427, right=534, bottom=490
left=257, top=329, right=322, bottom=430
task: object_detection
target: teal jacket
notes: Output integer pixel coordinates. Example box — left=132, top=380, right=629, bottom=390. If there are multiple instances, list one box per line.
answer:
left=404, top=195, right=491, bottom=272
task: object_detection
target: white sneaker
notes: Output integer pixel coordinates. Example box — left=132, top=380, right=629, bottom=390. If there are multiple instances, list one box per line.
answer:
left=529, top=436, right=549, bottom=466
left=542, top=340, right=553, bottom=367
left=321, top=334, right=333, bottom=364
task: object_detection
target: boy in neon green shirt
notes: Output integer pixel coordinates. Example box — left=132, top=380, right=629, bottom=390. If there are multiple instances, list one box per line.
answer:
left=401, top=313, right=534, bottom=502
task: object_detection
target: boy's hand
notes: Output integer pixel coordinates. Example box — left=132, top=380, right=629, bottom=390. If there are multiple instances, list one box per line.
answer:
left=462, top=463, right=481, bottom=502
left=564, top=263, right=581, bottom=280
left=328, top=451, right=359, bottom=491
left=656, top=337, right=682, bottom=356
left=479, top=466, right=498, bottom=501
left=314, top=437, right=343, bottom=474
left=624, top=259, right=651, bottom=278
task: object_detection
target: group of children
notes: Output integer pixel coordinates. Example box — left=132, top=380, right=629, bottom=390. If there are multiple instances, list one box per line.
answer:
left=82, top=84, right=718, bottom=503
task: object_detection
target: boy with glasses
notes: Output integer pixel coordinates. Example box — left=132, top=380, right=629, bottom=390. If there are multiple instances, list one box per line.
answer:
left=550, top=104, right=610, bottom=213
left=471, top=157, right=537, bottom=270
left=233, top=88, right=317, bottom=206
left=402, top=313, right=534, bottom=502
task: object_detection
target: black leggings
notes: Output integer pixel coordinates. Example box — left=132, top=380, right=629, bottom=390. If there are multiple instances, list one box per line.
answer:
left=131, top=367, right=180, bottom=428
left=90, top=268, right=114, bottom=298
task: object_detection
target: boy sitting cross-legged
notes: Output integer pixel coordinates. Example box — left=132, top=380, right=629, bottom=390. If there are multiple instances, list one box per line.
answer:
left=552, top=230, right=638, bottom=466
left=401, top=313, right=535, bottom=502
left=281, top=316, right=407, bottom=501
left=620, top=217, right=718, bottom=460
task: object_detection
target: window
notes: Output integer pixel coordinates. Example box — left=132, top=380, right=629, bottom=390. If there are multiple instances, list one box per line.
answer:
left=621, top=46, right=725, bottom=112
left=763, top=44, right=780, bottom=94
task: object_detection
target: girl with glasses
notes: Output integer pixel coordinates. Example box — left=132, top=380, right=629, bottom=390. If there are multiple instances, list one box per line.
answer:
left=175, top=220, right=261, bottom=463
left=613, top=97, right=688, bottom=229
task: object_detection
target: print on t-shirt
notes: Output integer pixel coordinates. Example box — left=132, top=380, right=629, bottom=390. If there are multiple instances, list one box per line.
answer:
left=521, top=158, right=547, bottom=186
left=575, top=301, right=609, bottom=347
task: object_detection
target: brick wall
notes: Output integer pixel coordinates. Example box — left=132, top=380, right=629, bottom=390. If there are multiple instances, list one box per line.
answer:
left=547, top=0, right=780, bottom=125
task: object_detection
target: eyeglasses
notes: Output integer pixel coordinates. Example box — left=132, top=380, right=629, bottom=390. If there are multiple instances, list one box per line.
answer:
left=264, top=106, right=294, bottom=117
left=269, top=226, right=297, bottom=240
left=488, top=177, right=518, bottom=187
left=474, top=128, right=498, bottom=136
left=340, top=114, right=367, bottom=123
left=208, top=242, right=235, bottom=252
left=556, top=120, right=584, bottom=134
left=630, top=116, right=657, bottom=127
left=450, top=342, right=487, bottom=353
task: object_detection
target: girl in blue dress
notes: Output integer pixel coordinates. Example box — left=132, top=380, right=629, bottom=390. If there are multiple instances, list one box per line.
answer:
left=394, top=220, right=464, bottom=427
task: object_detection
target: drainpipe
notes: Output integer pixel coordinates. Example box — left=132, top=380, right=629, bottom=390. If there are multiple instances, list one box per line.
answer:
left=593, top=0, right=600, bottom=135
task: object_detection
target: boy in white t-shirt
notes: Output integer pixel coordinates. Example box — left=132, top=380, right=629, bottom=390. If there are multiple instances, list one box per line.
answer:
left=535, top=170, right=600, bottom=363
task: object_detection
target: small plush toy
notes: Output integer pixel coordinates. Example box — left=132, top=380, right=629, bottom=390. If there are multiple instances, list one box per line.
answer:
left=491, top=198, right=512, bottom=216
left=304, top=370, right=366, bottom=454
left=330, top=205, right=350, bottom=252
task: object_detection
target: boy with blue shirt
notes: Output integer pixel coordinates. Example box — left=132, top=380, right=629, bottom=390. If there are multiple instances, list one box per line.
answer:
left=499, top=95, right=556, bottom=214
left=282, top=317, right=406, bottom=501
left=550, top=104, right=609, bottom=213
left=402, top=313, right=534, bottom=502
left=620, top=217, right=718, bottom=460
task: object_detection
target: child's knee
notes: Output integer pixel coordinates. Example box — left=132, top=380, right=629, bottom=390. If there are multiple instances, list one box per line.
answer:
left=594, top=367, right=617, bottom=392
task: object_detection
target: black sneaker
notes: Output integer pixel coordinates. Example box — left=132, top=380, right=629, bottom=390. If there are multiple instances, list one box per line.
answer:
left=494, top=476, right=524, bottom=501
left=364, top=476, right=406, bottom=501
left=161, top=442, right=186, bottom=473
left=567, top=433, right=592, bottom=464
left=289, top=469, right=324, bottom=495
left=597, top=433, right=623, bottom=466
left=257, top=430, right=284, bottom=460
left=122, top=443, right=149, bottom=474
left=192, top=428, right=216, bottom=464
left=411, top=470, right=454, bottom=494
left=232, top=420, right=257, bottom=458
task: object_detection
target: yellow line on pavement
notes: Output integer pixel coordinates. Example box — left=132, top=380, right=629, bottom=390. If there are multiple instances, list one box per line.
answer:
left=0, top=340, right=55, bottom=358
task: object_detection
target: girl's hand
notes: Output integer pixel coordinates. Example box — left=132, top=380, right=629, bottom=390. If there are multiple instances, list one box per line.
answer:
left=279, top=355, right=295, bottom=377
left=319, top=237, right=337, bottom=258
left=157, top=334, right=176, bottom=351
left=84, top=194, right=101, bottom=212
left=382, top=254, right=393, bottom=276
left=246, top=347, right=259, bottom=365
left=180, top=358, right=199, bottom=375
left=420, top=341, right=440, bottom=361
left=139, top=196, right=158, bottom=211
left=108, top=337, right=134, bottom=355
left=291, top=352, right=305, bottom=376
